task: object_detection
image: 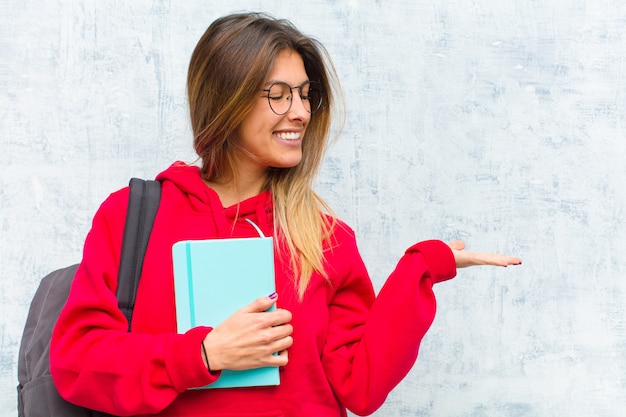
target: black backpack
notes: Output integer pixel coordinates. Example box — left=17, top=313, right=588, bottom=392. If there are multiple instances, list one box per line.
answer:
left=17, top=178, right=161, bottom=417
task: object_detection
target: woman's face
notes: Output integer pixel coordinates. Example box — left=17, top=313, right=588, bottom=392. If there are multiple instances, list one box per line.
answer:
left=234, top=49, right=311, bottom=176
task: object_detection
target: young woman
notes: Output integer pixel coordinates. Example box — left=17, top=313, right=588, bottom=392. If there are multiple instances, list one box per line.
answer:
left=50, top=12, right=521, bottom=417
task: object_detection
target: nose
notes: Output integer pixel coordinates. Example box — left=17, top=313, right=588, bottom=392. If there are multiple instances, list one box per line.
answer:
left=286, top=93, right=310, bottom=122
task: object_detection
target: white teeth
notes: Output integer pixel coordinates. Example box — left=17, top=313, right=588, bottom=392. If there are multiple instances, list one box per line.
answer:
left=276, top=132, right=301, bottom=140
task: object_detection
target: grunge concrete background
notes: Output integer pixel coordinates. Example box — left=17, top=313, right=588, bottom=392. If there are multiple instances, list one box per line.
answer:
left=1, top=1, right=625, bottom=416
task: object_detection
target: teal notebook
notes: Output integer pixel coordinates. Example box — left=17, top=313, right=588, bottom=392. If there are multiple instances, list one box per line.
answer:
left=172, top=222, right=279, bottom=389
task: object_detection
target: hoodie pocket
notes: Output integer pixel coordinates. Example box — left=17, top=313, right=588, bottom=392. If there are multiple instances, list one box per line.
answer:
left=160, top=412, right=285, bottom=417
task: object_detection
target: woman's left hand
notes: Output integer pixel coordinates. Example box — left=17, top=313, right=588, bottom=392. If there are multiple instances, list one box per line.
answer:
left=447, top=241, right=522, bottom=268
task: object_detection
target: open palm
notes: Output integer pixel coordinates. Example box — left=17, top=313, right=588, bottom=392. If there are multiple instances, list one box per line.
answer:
left=447, top=241, right=522, bottom=269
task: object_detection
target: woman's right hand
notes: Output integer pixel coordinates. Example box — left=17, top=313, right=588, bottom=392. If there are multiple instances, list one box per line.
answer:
left=201, top=293, right=293, bottom=372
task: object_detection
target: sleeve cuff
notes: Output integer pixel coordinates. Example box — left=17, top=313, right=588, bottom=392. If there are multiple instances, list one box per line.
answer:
left=166, top=326, right=221, bottom=392
left=405, top=240, right=457, bottom=284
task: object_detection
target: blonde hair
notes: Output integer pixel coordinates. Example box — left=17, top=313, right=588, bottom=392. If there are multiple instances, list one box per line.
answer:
left=187, top=13, right=342, bottom=298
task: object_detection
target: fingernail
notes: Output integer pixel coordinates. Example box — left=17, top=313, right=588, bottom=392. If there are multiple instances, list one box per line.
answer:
left=268, top=292, right=278, bottom=300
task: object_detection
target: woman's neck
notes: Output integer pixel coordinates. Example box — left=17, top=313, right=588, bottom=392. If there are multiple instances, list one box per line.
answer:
left=206, top=171, right=268, bottom=208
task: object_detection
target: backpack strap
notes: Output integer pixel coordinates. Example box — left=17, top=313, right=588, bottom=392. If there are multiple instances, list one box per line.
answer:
left=91, top=179, right=160, bottom=417
left=116, top=178, right=161, bottom=332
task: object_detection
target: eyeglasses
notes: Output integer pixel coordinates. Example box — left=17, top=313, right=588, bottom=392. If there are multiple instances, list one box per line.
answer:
left=262, top=81, right=323, bottom=115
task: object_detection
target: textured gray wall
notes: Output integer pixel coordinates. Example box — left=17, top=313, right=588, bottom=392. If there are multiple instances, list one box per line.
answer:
left=2, top=1, right=625, bottom=416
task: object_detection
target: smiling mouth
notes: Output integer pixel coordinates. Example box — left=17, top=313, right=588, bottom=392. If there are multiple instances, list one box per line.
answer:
left=276, top=131, right=301, bottom=141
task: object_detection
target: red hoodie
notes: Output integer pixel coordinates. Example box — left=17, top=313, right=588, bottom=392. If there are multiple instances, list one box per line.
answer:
left=50, top=162, right=456, bottom=417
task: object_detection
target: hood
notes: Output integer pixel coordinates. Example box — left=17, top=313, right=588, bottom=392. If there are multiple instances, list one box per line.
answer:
left=156, top=161, right=273, bottom=238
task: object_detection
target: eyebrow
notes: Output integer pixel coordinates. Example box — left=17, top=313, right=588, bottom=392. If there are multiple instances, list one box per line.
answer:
left=263, top=79, right=311, bottom=87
